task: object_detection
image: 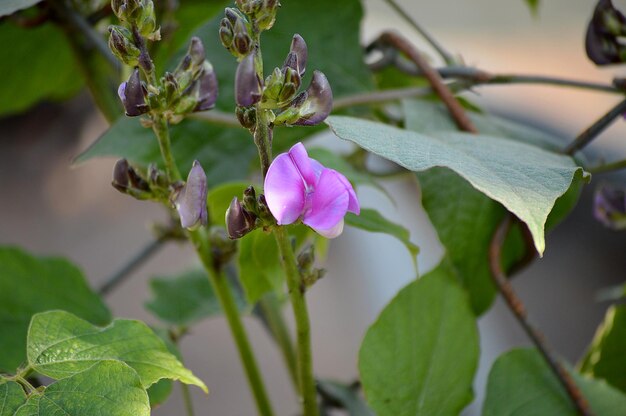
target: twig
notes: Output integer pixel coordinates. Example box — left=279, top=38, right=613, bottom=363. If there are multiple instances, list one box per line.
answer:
left=588, top=159, right=626, bottom=174
left=98, top=239, right=165, bottom=296
left=563, top=98, right=626, bottom=155
left=375, top=32, right=478, bottom=133
left=333, top=86, right=435, bottom=110
left=489, top=216, right=593, bottom=416
left=382, top=0, right=455, bottom=64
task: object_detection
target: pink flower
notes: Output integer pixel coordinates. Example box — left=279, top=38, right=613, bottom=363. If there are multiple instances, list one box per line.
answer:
left=264, top=143, right=360, bottom=238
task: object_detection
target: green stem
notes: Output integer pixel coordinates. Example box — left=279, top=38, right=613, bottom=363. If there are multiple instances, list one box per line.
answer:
left=181, top=382, right=195, bottom=416
left=254, top=108, right=273, bottom=177
left=258, top=295, right=299, bottom=388
left=588, top=159, right=626, bottom=174
left=273, top=227, right=318, bottom=416
left=188, top=229, right=274, bottom=416
left=152, top=115, right=182, bottom=182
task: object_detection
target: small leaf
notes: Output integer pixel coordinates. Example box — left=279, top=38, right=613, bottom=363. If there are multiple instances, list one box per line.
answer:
left=483, top=348, right=626, bottom=416
left=317, top=379, right=374, bottom=416
left=359, top=261, right=479, bottom=415
left=207, top=182, right=250, bottom=226
left=237, top=230, right=283, bottom=304
left=327, top=115, right=588, bottom=255
left=579, top=305, right=626, bottom=393
left=0, top=22, right=83, bottom=116
left=0, top=381, right=26, bottom=416
left=145, top=269, right=246, bottom=326
left=344, top=209, right=419, bottom=268
left=0, top=246, right=111, bottom=372
left=0, top=0, right=41, bottom=17
left=14, top=361, right=150, bottom=416
left=27, top=310, right=207, bottom=392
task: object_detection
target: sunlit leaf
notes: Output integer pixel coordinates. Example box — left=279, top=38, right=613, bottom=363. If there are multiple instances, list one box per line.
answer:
left=0, top=381, right=26, bottom=416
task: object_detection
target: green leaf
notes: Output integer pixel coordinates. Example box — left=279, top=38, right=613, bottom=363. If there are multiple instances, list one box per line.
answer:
left=147, top=379, right=173, bottom=407
left=27, top=310, right=207, bottom=392
left=579, top=305, right=626, bottom=393
left=237, top=230, right=282, bottom=304
left=326, top=115, right=588, bottom=255
left=0, top=381, right=26, bottom=416
left=525, top=0, right=540, bottom=15
left=317, top=379, right=374, bottom=416
left=483, top=348, right=626, bottom=416
left=359, top=261, right=479, bottom=415
left=0, top=246, right=111, bottom=372
left=145, top=269, right=246, bottom=326
left=0, top=0, right=41, bottom=17
left=207, top=182, right=251, bottom=226
left=75, top=118, right=258, bottom=187
left=14, top=361, right=150, bottom=416
left=0, top=22, right=83, bottom=116
left=344, top=209, right=419, bottom=269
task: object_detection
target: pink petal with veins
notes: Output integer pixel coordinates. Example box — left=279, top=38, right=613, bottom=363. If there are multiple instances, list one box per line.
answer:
left=336, top=173, right=360, bottom=214
left=303, top=169, right=349, bottom=231
left=287, top=143, right=317, bottom=186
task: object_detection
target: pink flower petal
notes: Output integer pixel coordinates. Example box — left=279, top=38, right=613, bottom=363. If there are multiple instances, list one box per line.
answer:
left=264, top=153, right=306, bottom=225
left=288, top=143, right=317, bottom=187
left=336, top=172, right=360, bottom=214
left=303, top=169, right=349, bottom=231
left=312, top=218, right=344, bottom=239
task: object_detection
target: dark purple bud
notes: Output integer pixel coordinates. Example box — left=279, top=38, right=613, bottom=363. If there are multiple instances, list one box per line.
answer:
left=282, top=51, right=298, bottom=73
left=225, top=7, right=240, bottom=25
left=586, top=0, right=626, bottom=65
left=108, top=25, right=140, bottom=66
left=188, top=37, right=205, bottom=66
left=293, top=70, right=332, bottom=126
left=174, top=160, right=208, bottom=230
left=119, top=68, right=149, bottom=117
left=112, top=159, right=130, bottom=192
left=594, top=183, right=626, bottom=230
left=290, top=34, right=307, bottom=76
left=233, top=32, right=252, bottom=55
left=127, top=164, right=150, bottom=191
left=194, top=62, right=219, bottom=111
left=235, top=52, right=261, bottom=107
left=225, top=197, right=257, bottom=239
left=219, top=20, right=234, bottom=49
left=236, top=106, right=257, bottom=128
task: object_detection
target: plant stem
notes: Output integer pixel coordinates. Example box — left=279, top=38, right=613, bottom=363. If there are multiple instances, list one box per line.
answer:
left=382, top=0, right=455, bottom=64
left=255, top=107, right=273, bottom=178
left=489, top=216, right=593, bottom=416
left=152, top=115, right=182, bottom=182
left=563, top=98, right=626, bottom=155
left=189, top=229, right=274, bottom=416
left=588, top=159, right=626, bottom=174
left=181, top=382, right=195, bottom=416
left=273, top=227, right=318, bottom=416
left=98, top=238, right=165, bottom=296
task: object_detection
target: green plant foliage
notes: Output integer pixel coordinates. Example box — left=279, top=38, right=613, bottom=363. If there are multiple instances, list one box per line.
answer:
left=14, top=361, right=150, bottom=416
left=317, top=379, right=374, bottom=416
left=0, top=381, right=26, bottom=416
left=525, top=0, right=540, bottom=15
left=147, top=378, right=173, bottom=407
left=207, top=182, right=251, bottom=226
left=27, top=310, right=207, bottom=392
left=237, top=230, right=283, bottom=304
left=0, top=247, right=111, bottom=372
left=326, top=115, right=588, bottom=256
left=579, top=305, right=626, bottom=393
left=145, top=269, right=245, bottom=326
left=0, top=22, right=83, bottom=116
left=359, top=261, right=479, bottom=415
left=483, top=348, right=626, bottom=415
left=0, top=0, right=41, bottom=17
left=344, top=209, right=419, bottom=269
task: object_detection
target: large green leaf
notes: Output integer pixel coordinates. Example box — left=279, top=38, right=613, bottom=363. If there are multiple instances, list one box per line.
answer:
left=483, top=348, right=626, bottom=416
left=207, top=182, right=251, bottom=226
left=0, top=247, right=111, bottom=372
left=145, top=269, right=246, bottom=326
left=0, top=22, right=83, bottom=117
left=579, top=305, right=626, bottom=393
left=237, top=229, right=283, bottom=304
left=27, top=310, right=207, bottom=392
left=0, top=0, right=41, bottom=17
left=345, top=209, right=419, bottom=268
left=359, top=261, right=479, bottom=415
left=327, top=115, right=588, bottom=255
left=14, top=361, right=150, bottom=416
left=0, top=381, right=26, bottom=416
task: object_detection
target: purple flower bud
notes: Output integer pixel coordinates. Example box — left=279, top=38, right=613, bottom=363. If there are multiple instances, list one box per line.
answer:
left=194, top=62, right=219, bottom=111
left=119, top=68, right=149, bottom=117
left=290, top=34, right=307, bottom=76
left=188, top=37, right=206, bottom=66
left=112, top=158, right=130, bottom=192
left=264, top=142, right=359, bottom=238
left=235, top=52, right=262, bottom=107
left=108, top=25, right=140, bottom=66
left=174, top=161, right=208, bottom=230
left=225, top=197, right=257, bottom=239
left=293, top=70, right=333, bottom=126
left=586, top=0, right=626, bottom=65
left=594, top=183, right=626, bottom=230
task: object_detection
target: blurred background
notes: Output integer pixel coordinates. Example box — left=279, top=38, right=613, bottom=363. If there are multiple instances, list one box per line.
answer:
left=1, top=0, right=626, bottom=414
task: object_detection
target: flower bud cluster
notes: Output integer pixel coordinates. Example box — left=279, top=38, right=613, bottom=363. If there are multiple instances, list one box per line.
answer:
left=111, top=0, right=160, bottom=41
left=225, top=186, right=274, bottom=239
left=220, top=8, right=253, bottom=59
left=586, top=0, right=626, bottom=65
left=233, top=33, right=332, bottom=127
left=235, top=0, right=280, bottom=32
left=297, top=245, right=325, bottom=289
left=112, top=159, right=170, bottom=201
